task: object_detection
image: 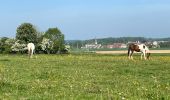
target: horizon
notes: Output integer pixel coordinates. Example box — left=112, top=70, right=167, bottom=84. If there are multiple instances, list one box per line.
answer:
left=66, top=36, right=170, bottom=41
left=1, top=0, right=170, bottom=40
left=1, top=36, right=170, bottom=41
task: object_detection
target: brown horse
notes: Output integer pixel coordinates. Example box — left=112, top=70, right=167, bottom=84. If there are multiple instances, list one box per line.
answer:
left=128, top=43, right=150, bottom=60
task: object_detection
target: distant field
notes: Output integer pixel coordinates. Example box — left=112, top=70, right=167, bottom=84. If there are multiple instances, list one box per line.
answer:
left=0, top=54, right=170, bottom=99
left=90, top=48, right=170, bottom=51
left=96, top=50, right=170, bottom=54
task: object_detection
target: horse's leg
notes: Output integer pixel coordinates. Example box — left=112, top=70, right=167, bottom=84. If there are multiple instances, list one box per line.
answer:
left=141, top=53, right=143, bottom=60
left=28, top=49, right=31, bottom=58
left=29, top=48, right=33, bottom=58
left=143, top=52, right=146, bottom=60
left=31, top=49, right=34, bottom=58
left=128, top=48, right=131, bottom=59
left=128, top=50, right=131, bottom=59
left=131, top=52, right=133, bottom=59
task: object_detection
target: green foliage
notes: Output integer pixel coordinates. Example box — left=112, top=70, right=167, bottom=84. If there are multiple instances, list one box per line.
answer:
left=43, top=27, right=65, bottom=53
left=44, top=28, right=62, bottom=41
left=160, top=42, right=170, bottom=48
left=0, top=24, right=67, bottom=54
left=16, top=23, right=38, bottom=44
left=40, top=38, right=53, bottom=54
left=0, top=37, right=15, bottom=54
left=0, top=54, right=170, bottom=99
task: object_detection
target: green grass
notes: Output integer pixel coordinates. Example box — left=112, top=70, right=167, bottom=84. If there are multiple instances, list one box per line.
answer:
left=0, top=54, right=170, bottom=99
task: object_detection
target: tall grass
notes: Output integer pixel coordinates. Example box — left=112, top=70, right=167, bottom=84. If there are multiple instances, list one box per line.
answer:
left=0, top=54, right=170, bottom=99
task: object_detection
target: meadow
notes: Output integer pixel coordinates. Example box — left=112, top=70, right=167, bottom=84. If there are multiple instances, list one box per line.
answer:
left=0, top=53, right=170, bottom=99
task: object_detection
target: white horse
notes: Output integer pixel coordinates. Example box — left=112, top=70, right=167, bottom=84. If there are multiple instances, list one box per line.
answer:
left=128, top=43, right=150, bottom=60
left=27, top=43, right=35, bottom=58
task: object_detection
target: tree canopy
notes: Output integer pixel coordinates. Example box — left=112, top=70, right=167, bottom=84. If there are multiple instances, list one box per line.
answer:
left=44, top=28, right=64, bottom=41
left=16, top=23, right=38, bottom=44
left=43, top=27, right=65, bottom=53
left=0, top=23, right=69, bottom=54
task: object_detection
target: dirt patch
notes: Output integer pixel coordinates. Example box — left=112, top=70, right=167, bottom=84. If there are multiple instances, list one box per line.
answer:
left=96, top=50, right=170, bottom=54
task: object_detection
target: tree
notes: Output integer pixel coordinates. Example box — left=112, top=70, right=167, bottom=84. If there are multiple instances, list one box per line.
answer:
left=16, top=23, right=38, bottom=44
left=43, top=27, right=65, bottom=53
left=0, top=37, right=15, bottom=53
left=160, top=42, right=170, bottom=48
left=0, top=37, right=9, bottom=53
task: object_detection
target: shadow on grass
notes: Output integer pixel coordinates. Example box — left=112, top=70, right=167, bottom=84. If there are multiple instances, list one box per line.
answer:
left=0, top=81, right=29, bottom=93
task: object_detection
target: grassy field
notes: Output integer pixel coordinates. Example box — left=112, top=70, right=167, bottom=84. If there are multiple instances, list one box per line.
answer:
left=0, top=54, right=170, bottom=99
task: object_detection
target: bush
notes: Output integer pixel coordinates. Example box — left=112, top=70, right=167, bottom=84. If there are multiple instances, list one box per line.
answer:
left=11, top=40, right=27, bottom=54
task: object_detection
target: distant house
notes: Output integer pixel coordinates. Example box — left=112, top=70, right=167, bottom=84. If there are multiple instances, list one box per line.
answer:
left=107, top=44, right=114, bottom=48
left=85, top=44, right=101, bottom=49
left=81, top=39, right=101, bottom=49
left=107, top=43, right=127, bottom=48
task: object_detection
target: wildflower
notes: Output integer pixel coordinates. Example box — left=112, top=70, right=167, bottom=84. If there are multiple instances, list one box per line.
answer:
left=122, top=97, right=125, bottom=100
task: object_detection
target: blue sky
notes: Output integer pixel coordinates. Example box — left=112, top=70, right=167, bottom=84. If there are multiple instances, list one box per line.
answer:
left=0, top=0, right=170, bottom=40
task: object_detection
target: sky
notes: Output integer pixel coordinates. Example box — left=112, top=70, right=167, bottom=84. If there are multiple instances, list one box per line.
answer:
left=0, top=0, right=170, bottom=40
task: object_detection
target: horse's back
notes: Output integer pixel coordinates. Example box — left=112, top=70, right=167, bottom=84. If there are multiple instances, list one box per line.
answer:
left=27, top=43, right=35, bottom=50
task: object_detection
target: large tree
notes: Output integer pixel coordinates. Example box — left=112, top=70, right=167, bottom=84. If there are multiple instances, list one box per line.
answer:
left=43, top=27, right=65, bottom=53
left=16, top=23, right=38, bottom=44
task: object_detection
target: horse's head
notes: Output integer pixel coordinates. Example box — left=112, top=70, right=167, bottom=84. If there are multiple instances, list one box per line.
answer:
left=144, top=44, right=150, bottom=60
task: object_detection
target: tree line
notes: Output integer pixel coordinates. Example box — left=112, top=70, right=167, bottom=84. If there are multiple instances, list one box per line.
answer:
left=68, top=37, right=170, bottom=49
left=0, top=23, right=70, bottom=54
